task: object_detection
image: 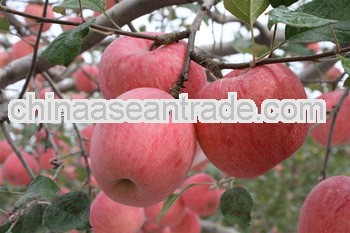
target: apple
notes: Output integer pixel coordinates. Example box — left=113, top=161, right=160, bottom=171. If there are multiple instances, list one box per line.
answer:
left=195, top=63, right=309, bottom=178
left=0, top=52, right=10, bottom=68
left=90, top=87, right=197, bottom=207
left=2, top=152, right=40, bottom=186
left=38, top=148, right=55, bottom=170
left=298, top=176, right=350, bottom=233
left=170, top=209, right=201, bottom=233
left=309, top=89, right=350, bottom=146
left=144, top=196, right=186, bottom=227
left=69, top=93, right=86, bottom=100
left=81, top=125, right=95, bottom=156
left=325, top=67, right=342, bottom=81
left=72, top=65, right=99, bottom=93
left=23, top=3, right=55, bottom=32
left=62, top=16, right=81, bottom=31
left=180, top=173, right=221, bottom=217
left=0, top=169, right=3, bottom=186
left=11, top=36, right=41, bottom=60
left=28, top=74, right=46, bottom=91
left=0, top=140, right=13, bottom=163
left=90, top=191, right=145, bottom=233
left=306, top=42, right=320, bottom=53
left=98, top=33, right=207, bottom=99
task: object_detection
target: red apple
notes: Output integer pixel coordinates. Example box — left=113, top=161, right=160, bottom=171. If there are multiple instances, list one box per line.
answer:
left=306, top=42, right=320, bottom=53
left=195, top=63, right=309, bottom=178
left=180, top=173, right=221, bottom=217
left=298, top=176, right=350, bottom=233
left=3, top=152, right=40, bottom=186
left=98, top=33, right=207, bottom=99
left=72, top=65, right=99, bottom=93
left=38, top=148, right=55, bottom=170
left=90, top=191, right=145, bottom=233
left=309, top=89, right=350, bottom=146
left=144, top=197, right=186, bottom=227
left=11, top=36, right=40, bottom=60
left=0, top=52, right=10, bottom=68
left=81, top=125, right=95, bottom=156
left=24, top=3, right=55, bottom=32
left=325, top=67, right=342, bottom=81
left=62, top=16, right=81, bottom=31
left=90, top=87, right=197, bottom=207
left=170, top=210, right=201, bottom=233
left=0, top=140, right=13, bottom=163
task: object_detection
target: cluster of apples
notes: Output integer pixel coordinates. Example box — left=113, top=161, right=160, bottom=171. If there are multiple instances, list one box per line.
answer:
left=90, top=173, right=222, bottom=233
left=90, top=33, right=309, bottom=210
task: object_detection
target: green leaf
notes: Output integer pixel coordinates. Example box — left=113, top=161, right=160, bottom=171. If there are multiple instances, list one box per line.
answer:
left=285, top=0, right=350, bottom=45
left=269, top=0, right=298, bottom=7
left=11, top=204, right=45, bottom=233
left=268, top=6, right=337, bottom=30
left=0, top=222, right=11, bottom=233
left=283, top=43, right=314, bottom=55
left=15, top=175, right=60, bottom=210
left=42, top=19, right=95, bottom=67
left=224, top=0, right=270, bottom=25
left=232, top=37, right=270, bottom=57
left=157, top=184, right=197, bottom=222
left=43, top=191, right=91, bottom=232
left=337, top=55, right=350, bottom=87
left=220, top=187, right=253, bottom=230
left=53, top=0, right=105, bottom=14
left=0, top=17, right=9, bottom=32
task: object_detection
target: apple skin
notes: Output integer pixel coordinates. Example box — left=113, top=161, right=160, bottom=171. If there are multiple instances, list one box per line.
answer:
left=170, top=210, right=201, bottom=233
left=38, top=148, right=55, bottom=170
left=11, top=36, right=40, bottom=60
left=0, top=140, right=13, bottom=163
left=2, top=152, right=40, bottom=186
left=306, top=43, right=320, bottom=53
left=195, top=63, right=309, bottom=179
left=98, top=33, right=207, bottom=99
left=180, top=173, right=221, bottom=217
left=81, top=125, right=95, bottom=156
left=325, top=67, right=342, bottom=81
left=90, top=87, right=197, bottom=207
left=90, top=191, right=145, bottom=233
left=144, top=197, right=186, bottom=227
left=0, top=169, right=3, bottom=186
left=62, top=16, right=81, bottom=31
left=191, top=143, right=208, bottom=172
left=309, top=89, right=350, bottom=146
left=72, top=65, right=99, bottom=93
left=0, top=52, right=10, bottom=68
left=24, top=3, right=55, bottom=32
left=298, top=176, right=350, bottom=233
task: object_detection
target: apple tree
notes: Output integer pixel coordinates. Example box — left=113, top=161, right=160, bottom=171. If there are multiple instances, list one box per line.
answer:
left=0, top=0, right=350, bottom=232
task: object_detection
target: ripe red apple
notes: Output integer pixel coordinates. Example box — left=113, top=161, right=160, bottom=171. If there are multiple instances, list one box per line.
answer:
left=98, top=33, right=207, bottom=99
left=81, top=125, right=95, bottom=156
left=90, top=87, right=197, bottom=207
left=306, top=42, right=320, bottom=53
left=325, top=67, right=342, bottom=81
left=144, top=197, right=186, bottom=227
left=0, top=52, right=10, bottom=68
left=170, top=210, right=201, bottom=233
left=195, top=63, right=309, bottom=178
left=298, top=176, right=350, bottom=233
left=3, top=152, right=40, bottom=186
left=62, top=16, right=81, bottom=31
left=72, top=65, right=99, bottom=93
left=0, top=140, right=13, bottom=163
left=309, top=89, right=350, bottom=146
left=11, top=36, right=40, bottom=60
left=180, top=173, right=221, bottom=217
left=24, top=3, right=55, bottom=32
left=38, top=148, right=55, bottom=170
left=90, top=191, right=145, bottom=233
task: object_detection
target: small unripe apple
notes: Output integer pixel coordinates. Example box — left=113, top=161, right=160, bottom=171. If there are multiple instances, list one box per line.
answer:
left=0, top=52, right=10, bottom=68
left=90, top=88, right=197, bottom=207
left=180, top=173, right=221, bottom=217
left=310, top=89, right=350, bottom=146
left=3, top=152, right=40, bottom=186
left=98, top=33, right=207, bottom=99
left=24, top=3, right=55, bottom=32
left=11, top=36, right=40, bottom=60
left=0, top=140, right=13, bottom=163
left=72, top=65, right=99, bottom=93
left=81, top=125, right=95, bottom=156
left=195, top=63, right=309, bottom=178
left=170, top=210, right=201, bottom=233
left=298, top=176, right=350, bottom=233
left=90, top=191, right=145, bottom=233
